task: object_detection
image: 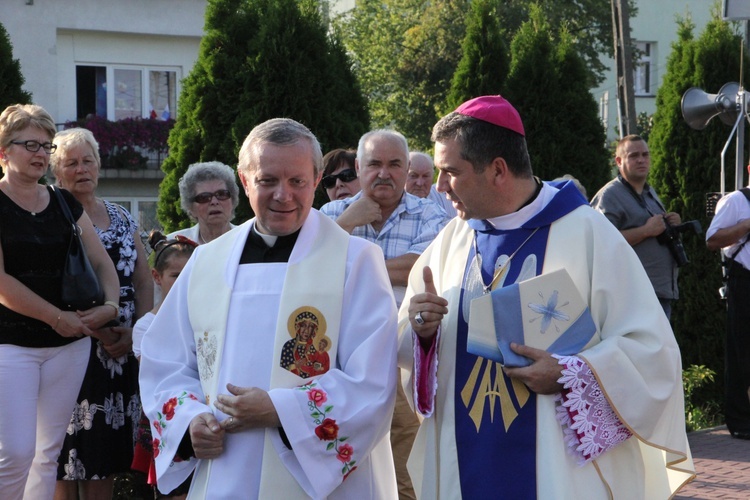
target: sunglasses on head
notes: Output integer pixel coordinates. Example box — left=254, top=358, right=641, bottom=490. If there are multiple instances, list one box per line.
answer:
left=193, top=189, right=231, bottom=204
left=321, top=169, right=357, bottom=189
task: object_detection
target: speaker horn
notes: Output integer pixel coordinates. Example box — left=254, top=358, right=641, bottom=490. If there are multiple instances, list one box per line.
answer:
left=681, top=83, right=739, bottom=130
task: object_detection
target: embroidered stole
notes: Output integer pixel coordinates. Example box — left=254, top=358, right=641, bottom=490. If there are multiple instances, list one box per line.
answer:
left=187, top=215, right=349, bottom=498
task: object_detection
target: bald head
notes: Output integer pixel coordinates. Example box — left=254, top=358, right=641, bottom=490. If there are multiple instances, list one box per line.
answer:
left=406, top=152, right=434, bottom=198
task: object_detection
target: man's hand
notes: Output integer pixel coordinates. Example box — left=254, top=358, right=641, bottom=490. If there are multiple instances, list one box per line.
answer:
left=214, top=384, right=281, bottom=432
left=644, top=214, right=668, bottom=238
left=664, top=212, right=681, bottom=227
left=189, top=412, right=225, bottom=459
left=502, top=343, right=564, bottom=394
left=408, top=266, right=448, bottom=342
left=336, top=196, right=382, bottom=233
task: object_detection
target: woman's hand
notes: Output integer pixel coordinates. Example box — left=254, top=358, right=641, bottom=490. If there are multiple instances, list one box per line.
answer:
left=77, top=303, right=119, bottom=330
left=101, top=327, right=133, bottom=358
left=54, top=310, right=93, bottom=338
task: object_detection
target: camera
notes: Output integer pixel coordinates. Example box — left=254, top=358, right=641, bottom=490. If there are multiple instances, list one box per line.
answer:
left=656, top=219, right=702, bottom=267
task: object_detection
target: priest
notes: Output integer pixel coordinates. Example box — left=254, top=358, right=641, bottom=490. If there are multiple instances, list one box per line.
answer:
left=139, top=118, right=398, bottom=499
left=398, top=95, right=695, bottom=498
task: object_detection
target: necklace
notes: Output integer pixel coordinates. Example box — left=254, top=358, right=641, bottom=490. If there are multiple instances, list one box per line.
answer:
left=2, top=184, right=42, bottom=216
left=472, top=226, right=541, bottom=294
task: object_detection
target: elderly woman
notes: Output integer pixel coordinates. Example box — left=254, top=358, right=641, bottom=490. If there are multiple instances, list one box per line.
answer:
left=50, top=128, right=153, bottom=499
left=170, top=161, right=239, bottom=243
left=321, top=148, right=359, bottom=201
left=0, top=106, right=119, bottom=500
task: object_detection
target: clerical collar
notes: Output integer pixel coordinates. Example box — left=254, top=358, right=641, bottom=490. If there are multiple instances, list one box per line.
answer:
left=239, top=224, right=300, bottom=264
left=480, top=177, right=547, bottom=231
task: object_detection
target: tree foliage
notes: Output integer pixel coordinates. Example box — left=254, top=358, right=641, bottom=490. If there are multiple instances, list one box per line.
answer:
left=337, top=1, right=620, bottom=151
left=648, top=10, right=750, bottom=406
left=503, top=5, right=610, bottom=193
left=445, top=0, right=508, bottom=112
left=158, top=0, right=369, bottom=230
left=334, top=0, right=467, bottom=151
left=0, top=21, right=32, bottom=110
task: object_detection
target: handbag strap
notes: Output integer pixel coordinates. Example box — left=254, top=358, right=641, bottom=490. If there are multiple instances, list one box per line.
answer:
left=50, top=185, right=77, bottom=227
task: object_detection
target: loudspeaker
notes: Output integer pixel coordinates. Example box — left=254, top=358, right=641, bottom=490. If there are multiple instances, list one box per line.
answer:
left=681, top=82, right=739, bottom=130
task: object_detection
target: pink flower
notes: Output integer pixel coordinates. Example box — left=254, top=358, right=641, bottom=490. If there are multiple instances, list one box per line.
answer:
left=337, top=443, right=354, bottom=464
left=308, top=388, right=327, bottom=405
left=153, top=420, right=162, bottom=436
left=315, top=418, right=339, bottom=441
left=188, top=394, right=198, bottom=401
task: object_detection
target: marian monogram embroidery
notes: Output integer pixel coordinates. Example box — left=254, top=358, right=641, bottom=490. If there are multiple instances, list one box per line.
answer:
left=461, top=254, right=535, bottom=432
left=297, top=381, right=357, bottom=481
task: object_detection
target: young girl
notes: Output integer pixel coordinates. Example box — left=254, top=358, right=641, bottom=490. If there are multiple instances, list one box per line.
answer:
left=132, top=231, right=196, bottom=498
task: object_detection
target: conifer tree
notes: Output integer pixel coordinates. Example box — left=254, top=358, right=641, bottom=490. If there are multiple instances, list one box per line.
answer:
left=158, top=0, right=369, bottom=230
left=648, top=12, right=750, bottom=401
left=445, top=0, right=508, bottom=112
left=0, top=22, right=32, bottom=110
left=503, top=6, right=610, bottom=193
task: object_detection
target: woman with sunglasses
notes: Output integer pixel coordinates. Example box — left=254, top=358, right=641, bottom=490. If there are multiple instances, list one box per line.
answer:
left=170, top=161, right=240, bottom=244
left=321, top=148, right=360, bottom=201
left=0, top=108, right=119, bottom=499
left=51, top=127, right=153, bottom=500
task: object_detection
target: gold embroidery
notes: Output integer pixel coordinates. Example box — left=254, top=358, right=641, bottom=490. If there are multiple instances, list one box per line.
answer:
left=461, top=357, right=530, bottom=432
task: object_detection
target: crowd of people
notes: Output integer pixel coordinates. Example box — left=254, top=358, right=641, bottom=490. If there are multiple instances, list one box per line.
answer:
left=1, top=94, right=721, bottom=499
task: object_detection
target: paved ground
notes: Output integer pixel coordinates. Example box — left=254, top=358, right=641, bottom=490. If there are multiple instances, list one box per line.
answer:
left=675, top=426, right=750, bottom=499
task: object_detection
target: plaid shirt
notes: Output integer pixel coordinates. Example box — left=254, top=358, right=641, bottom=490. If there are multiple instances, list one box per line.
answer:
left=320, top=191, right=450, bottom=260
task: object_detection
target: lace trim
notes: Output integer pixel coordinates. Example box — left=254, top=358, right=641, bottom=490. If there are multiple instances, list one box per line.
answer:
left=413, top=329, right=440, bottom=417
left=552, top=354, right=632, bottom=464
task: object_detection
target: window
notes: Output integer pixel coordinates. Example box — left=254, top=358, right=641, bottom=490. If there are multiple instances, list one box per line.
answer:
left=634, top=42, right=656, bottom=96
left=108, top=197, right=161, bottom=244
left=76, top=65, right=178, bottom=121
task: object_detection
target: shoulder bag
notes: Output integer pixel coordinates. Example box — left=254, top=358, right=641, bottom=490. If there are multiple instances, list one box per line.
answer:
left=51, top=186, right=105, bottom=311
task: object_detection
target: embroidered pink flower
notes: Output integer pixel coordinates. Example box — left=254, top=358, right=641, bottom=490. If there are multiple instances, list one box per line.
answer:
left=315, top=418, right=339, bottom=441
left=308, top=388, right=327, bottom=405
left=153, top=420, right=162, bottom=436
left=163, top=397, right=178, bottom=420
left=152, top=438, right=160, bottom=458
left=188, top=394, right=198, bottom=401
left=337, top=443, right=354, bottom=463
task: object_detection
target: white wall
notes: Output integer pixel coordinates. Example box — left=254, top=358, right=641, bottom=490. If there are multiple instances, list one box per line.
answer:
left=1, top=0, right=206, bottom=122
left=591, top=0, right=714, bottom=141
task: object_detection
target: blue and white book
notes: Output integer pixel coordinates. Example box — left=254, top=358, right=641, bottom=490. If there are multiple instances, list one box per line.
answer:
left=467, top=268, right=599, bottom=367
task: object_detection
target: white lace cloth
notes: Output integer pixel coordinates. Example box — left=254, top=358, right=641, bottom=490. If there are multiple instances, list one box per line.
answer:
left=553, top=354, right=632, bottom=464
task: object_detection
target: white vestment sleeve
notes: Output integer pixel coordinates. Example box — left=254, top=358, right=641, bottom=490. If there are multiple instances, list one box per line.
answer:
left=268, top=240, right=398, bottom=499
left=139, top=253, right=208, bottom=493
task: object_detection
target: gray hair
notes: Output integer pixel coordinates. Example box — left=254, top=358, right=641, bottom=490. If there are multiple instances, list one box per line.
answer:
left=50, top=128, right=101, bottom=179
left=357, top=129, right=409, bottom=162
left=238, top=118, right=323, bottom=176
left=178, top=161, right=241, bottom=219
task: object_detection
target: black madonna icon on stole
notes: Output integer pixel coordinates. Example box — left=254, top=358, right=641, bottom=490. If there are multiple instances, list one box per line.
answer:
left=280, top=306, right=332, bottom=379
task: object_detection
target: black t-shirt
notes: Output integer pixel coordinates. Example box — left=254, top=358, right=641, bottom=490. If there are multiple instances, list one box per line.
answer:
left=0, top=186, right=84, bottom=347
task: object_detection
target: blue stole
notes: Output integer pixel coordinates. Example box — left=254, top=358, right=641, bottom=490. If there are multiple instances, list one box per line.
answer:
left=454, top=181, right=586, bottom=498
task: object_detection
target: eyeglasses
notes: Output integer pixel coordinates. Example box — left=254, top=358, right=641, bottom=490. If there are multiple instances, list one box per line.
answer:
left=10, top=140, right=57, bottom=154
left=193, top=189, right=231, bottom=204
left=321, top=169, right=357, bottom=189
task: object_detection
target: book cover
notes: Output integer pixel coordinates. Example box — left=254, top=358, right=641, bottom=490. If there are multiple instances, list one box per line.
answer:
left=467, top=268, right=598, bottom=367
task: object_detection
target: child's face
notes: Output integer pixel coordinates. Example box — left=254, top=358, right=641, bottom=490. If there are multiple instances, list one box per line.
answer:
left=154, top=255, right=190, bottom=298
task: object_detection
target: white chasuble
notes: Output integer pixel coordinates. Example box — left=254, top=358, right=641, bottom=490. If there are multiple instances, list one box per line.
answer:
left=140, top=211, right=399, bottom=499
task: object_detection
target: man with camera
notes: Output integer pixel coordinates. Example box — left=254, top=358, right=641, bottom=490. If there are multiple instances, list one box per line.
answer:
left=706, top=166, right=750, bottom=439
left=591, top=134, right=681, bottom=319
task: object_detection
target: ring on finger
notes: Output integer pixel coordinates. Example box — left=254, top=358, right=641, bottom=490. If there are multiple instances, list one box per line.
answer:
left=228, top=416, right=234, bottom=426
left=415, top=311, right=425, bottom=325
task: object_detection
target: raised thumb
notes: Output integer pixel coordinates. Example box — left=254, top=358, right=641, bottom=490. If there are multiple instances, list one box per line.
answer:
left=423, top=266, right=437, bottom=295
